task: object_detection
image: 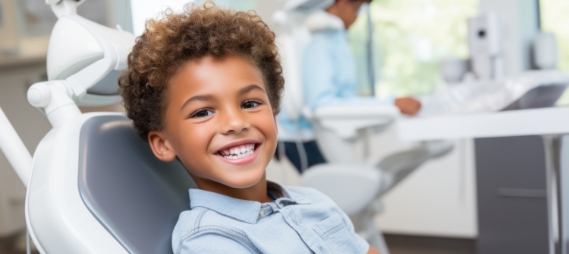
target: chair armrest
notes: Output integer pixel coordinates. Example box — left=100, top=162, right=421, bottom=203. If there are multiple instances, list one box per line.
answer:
left=376, top=140, right=454, bottom=194
left=300, top=164, right=382, bottom=216
left=307, top=105, right=400, bottom=139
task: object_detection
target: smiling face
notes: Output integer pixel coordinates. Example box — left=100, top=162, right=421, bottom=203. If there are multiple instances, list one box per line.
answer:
left=147, top=55, right=278, bottom=195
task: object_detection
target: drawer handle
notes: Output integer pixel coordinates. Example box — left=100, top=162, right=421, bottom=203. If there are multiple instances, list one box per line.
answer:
left=497, top=188, right=546, bottom=198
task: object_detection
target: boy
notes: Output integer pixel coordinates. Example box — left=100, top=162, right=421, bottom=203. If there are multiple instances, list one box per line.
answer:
left=119, top=3, right=379, bottom=254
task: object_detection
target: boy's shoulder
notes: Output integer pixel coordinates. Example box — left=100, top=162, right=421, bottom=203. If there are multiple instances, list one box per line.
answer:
left=172, top=185, right=335, bottom=234
left=172, top=206, right=257, bottom=253
left=283, top=185, right=336, bottom=204
left=172, top=185, right=365, bottom=254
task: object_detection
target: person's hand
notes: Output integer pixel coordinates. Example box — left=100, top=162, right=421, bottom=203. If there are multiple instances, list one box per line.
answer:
left=394, top=97, right=421, bottom=115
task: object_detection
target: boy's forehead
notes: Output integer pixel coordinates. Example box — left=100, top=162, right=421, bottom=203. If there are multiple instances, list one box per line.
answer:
left=169, top=55, right=267, bottom=96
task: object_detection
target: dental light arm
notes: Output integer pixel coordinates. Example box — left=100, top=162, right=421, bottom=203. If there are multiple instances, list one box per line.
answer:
left=27, top=0, right=135, bottom=127
left=0, top=0, right=134, bottom=187
left=0, top=108, right=33, bottom=187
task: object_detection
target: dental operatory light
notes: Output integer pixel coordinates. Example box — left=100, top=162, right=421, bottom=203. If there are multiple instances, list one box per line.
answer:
left=27, top=0, right=134, bottom=127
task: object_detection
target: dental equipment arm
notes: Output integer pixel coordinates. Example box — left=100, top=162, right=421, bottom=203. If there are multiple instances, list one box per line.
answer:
left=0, top=0, right=134, bottom=184
left=0, top=108, right=32, bottom=187
left=0, top=0, right=93, bottom=186
left=28, top=0, right=134, bottom=127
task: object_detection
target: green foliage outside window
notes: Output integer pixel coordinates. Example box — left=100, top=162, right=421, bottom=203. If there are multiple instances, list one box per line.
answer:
left=540, top=0, right=569, bottom=106
left=348, top=0, right=478, bottom=99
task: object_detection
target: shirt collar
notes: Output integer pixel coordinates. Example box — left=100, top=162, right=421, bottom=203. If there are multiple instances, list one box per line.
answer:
left=188, top=181, right=310, bottom=224
left=304, top=10, right=345, bottom=33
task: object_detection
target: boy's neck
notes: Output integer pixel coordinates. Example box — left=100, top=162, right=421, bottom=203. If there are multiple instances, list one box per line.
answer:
left=192, top=174, right=274, bottom=203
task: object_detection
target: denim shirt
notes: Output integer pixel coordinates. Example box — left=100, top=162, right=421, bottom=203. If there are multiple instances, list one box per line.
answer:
left=172, top=182, right=369, bottom=253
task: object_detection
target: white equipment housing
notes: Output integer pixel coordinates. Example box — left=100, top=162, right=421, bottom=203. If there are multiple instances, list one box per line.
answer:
left=27, top=112, right=195, bottom=253
left=468, top=13, right=503, bottom=80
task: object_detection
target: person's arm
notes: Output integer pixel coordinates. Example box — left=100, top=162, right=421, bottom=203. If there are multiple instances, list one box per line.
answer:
left=302, top=37, right=421, bottom=116
left=368, top=246, right=380, bottom=254
left=395, top=96, right=422, bottom=115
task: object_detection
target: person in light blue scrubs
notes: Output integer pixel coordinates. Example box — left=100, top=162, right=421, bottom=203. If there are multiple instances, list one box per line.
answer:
left=276, top=0, right=421, bottom=173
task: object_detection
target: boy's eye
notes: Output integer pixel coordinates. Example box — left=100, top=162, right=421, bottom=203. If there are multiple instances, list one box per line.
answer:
left=242, top=100, right=262, bottom=109
left=190, top=109, right=214, bottom=118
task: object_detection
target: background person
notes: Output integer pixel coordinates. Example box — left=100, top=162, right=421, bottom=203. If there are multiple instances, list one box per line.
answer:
left=276, top=0, right=422, bottom=172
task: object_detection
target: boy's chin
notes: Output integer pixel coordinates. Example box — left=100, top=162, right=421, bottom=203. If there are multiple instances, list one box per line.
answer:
left=220, top=171, right=265, bottom=189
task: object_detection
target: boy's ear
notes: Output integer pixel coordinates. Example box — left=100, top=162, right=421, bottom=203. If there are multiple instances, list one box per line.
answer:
left=147, top=130, right=177, bottom=162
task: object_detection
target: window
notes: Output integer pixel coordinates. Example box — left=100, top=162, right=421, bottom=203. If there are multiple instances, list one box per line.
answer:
left=540, top=0, right=569, bottom=106
left=348, top=0, right=478, bottom=99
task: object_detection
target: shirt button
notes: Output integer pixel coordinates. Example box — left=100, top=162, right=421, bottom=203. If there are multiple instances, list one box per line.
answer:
left=291, top=217, right=298, bottom=224
left=259, top=209, right=265, bottom=218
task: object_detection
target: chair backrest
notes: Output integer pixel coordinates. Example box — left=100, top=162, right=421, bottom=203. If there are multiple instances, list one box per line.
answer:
left=78, top=115, right=196, bottom=254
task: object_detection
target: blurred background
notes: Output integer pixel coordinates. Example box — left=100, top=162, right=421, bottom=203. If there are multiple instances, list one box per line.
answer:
left=1, top=0, right=569, bottom=253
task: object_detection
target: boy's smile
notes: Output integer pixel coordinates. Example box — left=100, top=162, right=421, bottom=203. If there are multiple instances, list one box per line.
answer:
left=215, top=140, right=260, bottom=164
left=148, top=55, right=278, bottom=201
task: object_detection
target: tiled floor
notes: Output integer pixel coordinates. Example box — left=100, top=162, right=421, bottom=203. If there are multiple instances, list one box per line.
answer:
left=0, top=232, right=476, bottom=254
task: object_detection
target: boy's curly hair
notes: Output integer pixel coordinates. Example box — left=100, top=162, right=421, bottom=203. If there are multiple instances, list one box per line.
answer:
left=119, top=3, right=284, bottom=140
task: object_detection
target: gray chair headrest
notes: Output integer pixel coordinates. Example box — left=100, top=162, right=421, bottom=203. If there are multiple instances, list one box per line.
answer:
left=78, top=115, right=196, bottom=254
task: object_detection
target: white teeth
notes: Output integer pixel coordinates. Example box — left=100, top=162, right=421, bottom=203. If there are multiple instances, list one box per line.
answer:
left=219, top=143, right=256, bottom=160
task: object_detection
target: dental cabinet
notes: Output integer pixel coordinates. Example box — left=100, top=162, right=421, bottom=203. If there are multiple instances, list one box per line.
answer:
left=398, top=105, right=569, bottom=254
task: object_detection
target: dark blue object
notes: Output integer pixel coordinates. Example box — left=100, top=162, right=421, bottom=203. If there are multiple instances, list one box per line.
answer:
left=277, top=141, right=327, bottom=173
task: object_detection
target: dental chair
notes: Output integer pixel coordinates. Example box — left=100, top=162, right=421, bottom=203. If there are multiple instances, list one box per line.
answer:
left=0, top=0, right=450, bottom=253
left=0, top=1, right=197, bottom=253
left=274, top=1, right=454, bottom=253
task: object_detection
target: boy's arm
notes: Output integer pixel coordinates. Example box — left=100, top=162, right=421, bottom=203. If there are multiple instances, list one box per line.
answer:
left=368, top=246, right=380, bottom=254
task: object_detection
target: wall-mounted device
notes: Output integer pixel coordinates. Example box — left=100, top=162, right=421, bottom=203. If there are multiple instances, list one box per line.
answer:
left=468, top=13, right=503, bottom=80
left=533, top=32, right=558, bottom=70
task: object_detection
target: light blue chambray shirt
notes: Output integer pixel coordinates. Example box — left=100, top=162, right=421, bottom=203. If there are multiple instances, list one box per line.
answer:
left=277, top=28, right=394, bottom=141
left=172, top=182, right=369, bottom=253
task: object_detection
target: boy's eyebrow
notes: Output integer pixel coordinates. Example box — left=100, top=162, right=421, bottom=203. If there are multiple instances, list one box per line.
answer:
left=239, top=84, right=266, bottom=95
left=181, top=94, right=214, bottom=110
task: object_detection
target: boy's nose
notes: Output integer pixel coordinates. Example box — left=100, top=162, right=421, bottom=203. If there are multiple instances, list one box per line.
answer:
left=220, top=109, right=250, bottom=135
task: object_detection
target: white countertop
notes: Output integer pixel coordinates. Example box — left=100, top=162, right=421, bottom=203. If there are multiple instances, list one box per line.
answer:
left=396, top=106, right=569, bottom=141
